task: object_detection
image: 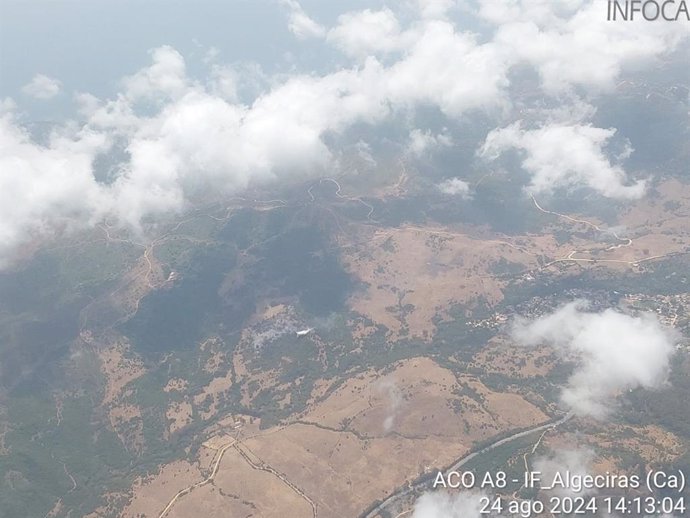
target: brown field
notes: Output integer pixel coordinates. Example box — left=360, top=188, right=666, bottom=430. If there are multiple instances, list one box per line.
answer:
left=97, top=339, right=146, bottom=453
left=121, top=357, right=550, bottom=518
left=166, top=447, right=314, bottom=518
left=98, top=340, right=146, bottom=406
left=303, top=357, right=547, bottom=441
left=166, top=401, right=193, bottom=435
left=533, top=179, right=690, bottom=269
left=343, top=225, right=540, bottom=340
left=163, top=378, right=188, bottom=393
left=103, top=178, right=690, bottom=517
left=239, top=357, right=548, bottom=517
left=544, top=419, right=685, bottom=472
left=243, top=423, right=457, bottom=517
left=123, top=460, right=204, bottom=518
left=470, top=337, right=557, bottom=379
left=192, top=369, right=234, bottom=420
left=339, top=186, right=690, bottom=342
left=579, top=421, right=685, bottom=465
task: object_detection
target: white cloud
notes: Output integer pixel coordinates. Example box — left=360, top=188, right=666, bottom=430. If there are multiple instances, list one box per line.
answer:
left=0, top=112, right=109, bottom=267
left=22, top=74, right=62, bottom=100
left=385, top=21, right=511, bottom=117
left=354, top=140, right=378, bottom=168
left=480, top=122, right=647, bottom=199
left=415, top=0, right=456, bottom=19
left=1, top=50, right=388, bottom=263
left=122, top=46, right=189, bottom=101
left=409, top=128, right=452, bottom=157
left=438, top=177, right=471, bottom=198
left=3, top=0, right=689, bottom=267
left=0, top=97, right=16, bottom=114
left=327, top=12, right=511, bottom=114
left=208, top=65, right=239, bottom=102
left=283, top=0, right=325, bottom=39
left=202, top=45, right=220, bottom=65
left=327, top=8, right=402, bottom=58
left=84, top=54, right=391, bottom=228
left=511, top=300, right=677, bottom=418
left=483, top=0, right=689, bottom=94
left=412, top=489, right=487, bottom=518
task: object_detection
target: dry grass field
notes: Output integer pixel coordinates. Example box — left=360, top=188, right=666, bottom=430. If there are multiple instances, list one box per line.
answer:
left=99, top=177, right=690, bottom=517
left=125, top=357, right=549, bottom=518
left=343, top=225, right=539, bottom=340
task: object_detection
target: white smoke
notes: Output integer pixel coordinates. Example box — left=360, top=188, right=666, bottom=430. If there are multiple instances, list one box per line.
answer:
left=378, top=379, right=403, bottom=433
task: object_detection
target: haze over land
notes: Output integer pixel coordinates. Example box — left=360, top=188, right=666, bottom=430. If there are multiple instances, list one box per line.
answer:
left=1, top=0, right=688, bottom=265
left=0, top=1, right=689, bottom=518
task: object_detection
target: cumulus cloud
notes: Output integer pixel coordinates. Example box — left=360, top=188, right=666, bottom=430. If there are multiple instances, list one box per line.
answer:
left=0, top=111, right=109, bottom=267
left=480, top=122, right=647, bottom=199
left=412, top=489, right=487, bottom=518
left=22, top=74, right=62, bottom=100
left=208, top=65, right=239, bottom=102
left=354, top=140, right=378, bottom=168
left=385, top=21, right=511, bottom=116
left=511, top=300, right=677, bottom=418
left=282, top=0, right=325, bottom=39
left=1, top=49, right=389, bottom=257
left=327, top=9, right=513, bottom=114
left=438, top=177, right=472, bottom=198
left=409, top=128, right=452, bottom=157
left=415, top=0, right=456, bottom=19
left=1, top=20, right=513, bottom=264
left=2, top=1, right=689, bottom=267
left=122, top=45, right=189, bottom=101
left=483, top=0, right=689, bottom=94
left=327, top=8, right=402, bottom=58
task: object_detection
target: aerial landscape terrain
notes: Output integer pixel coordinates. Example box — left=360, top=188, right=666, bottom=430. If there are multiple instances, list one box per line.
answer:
left=0, top=1, right=689, bottom=517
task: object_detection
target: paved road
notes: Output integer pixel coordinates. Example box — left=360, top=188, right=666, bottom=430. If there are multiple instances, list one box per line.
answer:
left=362, top=412, right=574, bottom=518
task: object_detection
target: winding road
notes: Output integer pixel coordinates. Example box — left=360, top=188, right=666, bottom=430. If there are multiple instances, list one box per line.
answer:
left=308, top=177, right=376, bottom=222
left=158, top=439, right=236, bottom=518
left=530, top=194, right=632, bottom=251
left=157, top=432, right=318, bottom=518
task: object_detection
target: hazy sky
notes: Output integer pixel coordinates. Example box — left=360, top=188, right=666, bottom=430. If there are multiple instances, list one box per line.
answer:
left=0, top=1, right=376, bottom=104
